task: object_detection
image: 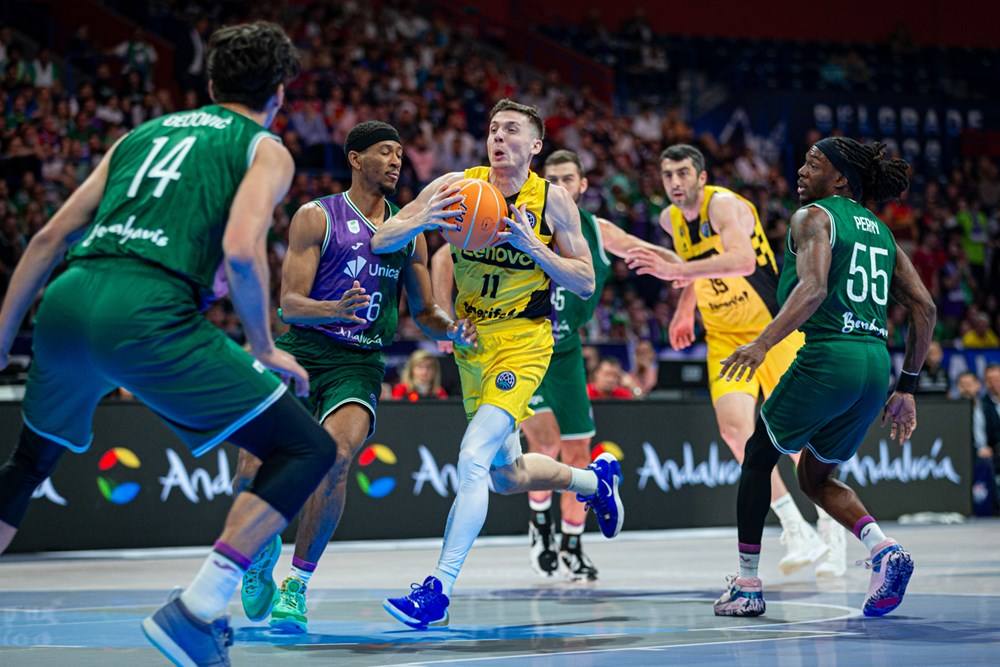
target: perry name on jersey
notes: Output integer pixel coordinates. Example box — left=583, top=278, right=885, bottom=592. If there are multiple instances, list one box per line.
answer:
left=777, top=195, right=897, bottom=343
left=452, top=166, right=553, bottom=326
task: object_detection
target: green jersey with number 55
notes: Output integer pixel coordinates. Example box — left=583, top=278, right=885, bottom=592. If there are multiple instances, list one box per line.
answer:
left=777, top=195, right=897, bottom=343
left=69, top=105, right=279, bottom=306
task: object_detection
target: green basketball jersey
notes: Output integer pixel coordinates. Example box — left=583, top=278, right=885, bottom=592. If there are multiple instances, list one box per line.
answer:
left=551, top=208, right=612, bottom=352
left=69, top=104, right=279, bottom=306
left=777, top=196, right=897, bottom=343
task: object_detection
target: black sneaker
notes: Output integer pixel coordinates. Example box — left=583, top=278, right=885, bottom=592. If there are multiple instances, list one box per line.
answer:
left=528, top=510, right=559, bottom=577
left=560, top=534, right=598, bottom=582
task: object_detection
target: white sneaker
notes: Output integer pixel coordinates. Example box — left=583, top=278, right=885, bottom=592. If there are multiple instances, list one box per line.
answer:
left=777, top=522, right=829, bottom=575
left=815, top=517, right=847, bottom=578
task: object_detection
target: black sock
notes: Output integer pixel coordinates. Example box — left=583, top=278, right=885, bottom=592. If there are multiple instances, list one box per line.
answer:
left=737, top=418, right=782, bottom=547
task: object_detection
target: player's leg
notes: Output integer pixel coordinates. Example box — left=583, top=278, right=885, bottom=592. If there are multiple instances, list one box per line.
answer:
left=0, top=427, right=70, bottom=553
left=0, top=265, right=113, bottom=554
left=711, top=341, right=825, bottom=574
left=521, top=408, right=562, bottom=577
left=384, top=402, right=514, bottom=629
left=758, top=330, right=845, bottom=577
left=799, top=344, right=910, bottom=617
left=269, top=402, right=371, bottom=633
left=713, top=417, right=779, bottom=617
left=558, top=436, right=598, bottom=581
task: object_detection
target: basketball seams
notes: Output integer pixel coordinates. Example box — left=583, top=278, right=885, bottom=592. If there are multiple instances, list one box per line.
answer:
left=481, top=184, right=505, bottom=248
left=461, top=181, right=484, bottom=250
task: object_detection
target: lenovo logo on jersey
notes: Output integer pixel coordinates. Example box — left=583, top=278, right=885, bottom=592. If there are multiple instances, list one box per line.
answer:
left=344, top=256, right=367, bottom=278
left=460, top=245, right=536, bottom=270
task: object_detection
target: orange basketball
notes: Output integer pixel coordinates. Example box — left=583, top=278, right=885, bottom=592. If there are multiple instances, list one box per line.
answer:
left=441, top=179, right=508, bottom=251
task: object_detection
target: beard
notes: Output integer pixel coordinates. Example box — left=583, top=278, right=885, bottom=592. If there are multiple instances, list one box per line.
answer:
left=379, top=181, right=397, bottom=196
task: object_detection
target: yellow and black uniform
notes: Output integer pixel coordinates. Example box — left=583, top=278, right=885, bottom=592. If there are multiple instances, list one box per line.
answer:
left=667, top=185, right=804, bottom=402
left=451, top=166, right=555, bottom=424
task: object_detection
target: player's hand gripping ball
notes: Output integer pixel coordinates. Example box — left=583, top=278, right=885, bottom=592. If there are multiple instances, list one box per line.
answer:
left=441, top=179, right=508, bottom=251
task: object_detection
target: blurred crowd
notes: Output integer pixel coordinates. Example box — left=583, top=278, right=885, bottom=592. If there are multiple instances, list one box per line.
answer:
left=1, top=1, right=999, bottom=385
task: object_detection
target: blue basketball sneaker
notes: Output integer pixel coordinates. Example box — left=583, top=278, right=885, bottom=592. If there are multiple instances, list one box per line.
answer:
left=142, top=590, right=234, bottom=667
left=577, top=452, right=624, bottom=538
left=383, top=576, right=450, bottom=629
left=862, top=540, right=914, bottom=617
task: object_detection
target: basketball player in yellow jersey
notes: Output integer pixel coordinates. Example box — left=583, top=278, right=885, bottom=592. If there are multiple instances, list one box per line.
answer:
left=372, top=99, right=624, bottom=629
left=625, top=144, right=846, bottom=578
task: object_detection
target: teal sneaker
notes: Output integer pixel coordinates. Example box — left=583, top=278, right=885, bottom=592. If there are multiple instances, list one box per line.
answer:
left=240, top=534, right=281, bottom=622
left=269, top=577, right=308, bottom=633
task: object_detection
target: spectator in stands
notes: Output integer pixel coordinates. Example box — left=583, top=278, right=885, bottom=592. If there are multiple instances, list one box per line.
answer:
left=392, top=350, right=448, bottom=401
left=110, top=28, right=157, bottom=90
left=972, top=365, right=1000, bottom=515
left=587, top=358, right=634, bottom=399
left=955, top=371, right=982, bottom=401
left=916, top=341, right=950, bottom=395
left=962, top=311, right=1000, bottom=349
left=624, top=340, right=659, bottom=397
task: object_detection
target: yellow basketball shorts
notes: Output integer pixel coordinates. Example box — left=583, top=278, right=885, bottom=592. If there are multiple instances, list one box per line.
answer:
left=455, top=318, right=553, bottom=425
left=706, top=328, right=804, bottom=403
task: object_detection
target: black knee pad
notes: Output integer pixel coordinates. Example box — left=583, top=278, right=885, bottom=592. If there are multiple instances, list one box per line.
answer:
left=0, top=426, right=67, bottom=527
left=742, top=417, right=782, bottom=473
left=228, top=392, right=338, bottom=521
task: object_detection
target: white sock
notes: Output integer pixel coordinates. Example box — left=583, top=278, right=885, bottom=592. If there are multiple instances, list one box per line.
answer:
left=181, top=550, right=246, bottom=622
left=738, top=547, right=761, bottom=578
left=561, top=519, right=585, bottom=536
left=434, top=404, right=512, bottom=598
left=289, top=559, right=316, bottom=586
left=770, top=494, right=805, bottom=528
left=529, top=495, right=552, bottom=512
left=567, top=467, right=598, bottom=496
left=858, top=520, right=888, bottom=552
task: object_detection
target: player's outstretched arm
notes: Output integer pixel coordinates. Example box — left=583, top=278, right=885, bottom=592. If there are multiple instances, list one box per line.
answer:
left=881, top=242, right=937, bottom=442
left=597, top=217, right=681, bottom=261
left=403, top=235, right=476, bottom=346
left=719, top=207, right=831, bottom=382
left=371, top=172, right=464, bottom=254
left=626, top=194, right=755, bottom=282
left=0, top=136, right=123, bottom=368
left=223, top=138, right=308, bottom=395
left=278, top=203, right=371, bottom=326
left=498, top=184, right=595, bottom=298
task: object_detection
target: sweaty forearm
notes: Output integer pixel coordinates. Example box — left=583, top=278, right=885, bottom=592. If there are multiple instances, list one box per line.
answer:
left=757, top=280, right=825, bottom=349
left=371, top=216, right=423, bottom=254
left=414, top=305, right=456, bottom=340
left=225, top=248, right=275, bottom=353
left=532, top=244, right=595, bottom=299
left=279, top=292, right=340, bottom=325
left=680, top=252, right=756, bottom=279
left=901, top=301, right=936, bottom=373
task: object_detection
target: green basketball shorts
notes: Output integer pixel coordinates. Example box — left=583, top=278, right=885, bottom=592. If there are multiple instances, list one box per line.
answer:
left=276, top=326, right=385, bottom=440
left=22, top=259, right=285, bottom=455
left=760, top=338, right=891, bottom=464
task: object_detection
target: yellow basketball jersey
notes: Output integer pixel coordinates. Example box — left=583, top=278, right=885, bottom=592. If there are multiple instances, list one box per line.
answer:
left=668, top=185, right=779, bottom=334
left=452, top=166, right=552, bottom=328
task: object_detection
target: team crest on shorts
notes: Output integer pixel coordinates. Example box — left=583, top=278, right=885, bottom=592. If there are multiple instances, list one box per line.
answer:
left=369, top=393, right=378, bottom=408
left=495, top=371, right=517, bottom=391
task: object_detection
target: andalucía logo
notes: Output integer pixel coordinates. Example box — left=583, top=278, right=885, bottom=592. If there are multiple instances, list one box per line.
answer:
left=356, top=444, right=396, bottom=498
left=591, top=441, right=624, bottom=462
left=97, top=447, right=142, bottom=504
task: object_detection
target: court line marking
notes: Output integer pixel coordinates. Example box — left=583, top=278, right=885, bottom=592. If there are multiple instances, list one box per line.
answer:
left=388, top=631, right=858, bottom=666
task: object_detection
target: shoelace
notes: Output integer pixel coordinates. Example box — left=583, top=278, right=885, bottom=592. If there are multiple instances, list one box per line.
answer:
left=408, top=582, right=439, bottom=606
